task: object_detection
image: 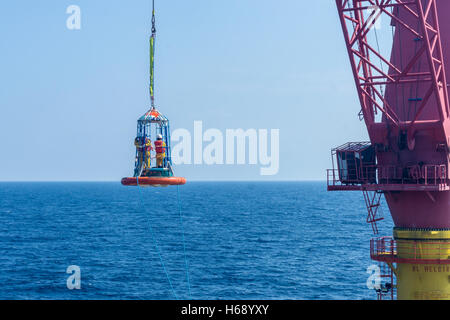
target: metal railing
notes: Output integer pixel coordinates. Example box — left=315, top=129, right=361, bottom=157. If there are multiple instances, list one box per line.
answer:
left=370, top=237, right=450, bottom=264
left=327, top=164, right=448, bottom=188
left=327, top=168, right=371, bottom=186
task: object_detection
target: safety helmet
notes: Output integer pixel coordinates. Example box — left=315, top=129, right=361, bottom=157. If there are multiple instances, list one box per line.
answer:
left=157, top=134, right=163, bottom=140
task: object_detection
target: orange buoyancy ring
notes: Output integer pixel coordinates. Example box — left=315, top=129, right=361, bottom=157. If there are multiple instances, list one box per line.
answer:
left=121, top=176, right=186, bottom=186
left=155, top=140, right=166, bottom=154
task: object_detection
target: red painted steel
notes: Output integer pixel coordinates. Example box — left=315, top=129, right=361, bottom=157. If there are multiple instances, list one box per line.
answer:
left=335, top=0, right=450, bottom=229
left=363, top=190, right=384, bottom=234
left=336, top=0, right=449, bottom=138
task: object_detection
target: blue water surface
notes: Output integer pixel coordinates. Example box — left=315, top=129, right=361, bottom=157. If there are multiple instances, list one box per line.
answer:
left=0, top=182, right=393, bottom=300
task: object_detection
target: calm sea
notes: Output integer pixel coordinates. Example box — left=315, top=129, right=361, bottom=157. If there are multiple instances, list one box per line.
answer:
left=0, top=182, right=393, bottom=300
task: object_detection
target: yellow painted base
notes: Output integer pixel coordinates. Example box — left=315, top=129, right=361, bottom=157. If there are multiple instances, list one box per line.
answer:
left=394, top=228, right=450, bottom=300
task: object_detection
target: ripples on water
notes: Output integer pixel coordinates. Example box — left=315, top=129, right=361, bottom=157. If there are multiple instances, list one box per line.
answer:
left=0, top=182, right=393, bottom=299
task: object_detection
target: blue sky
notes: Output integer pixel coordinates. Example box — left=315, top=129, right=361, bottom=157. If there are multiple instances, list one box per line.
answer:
left=0, top=0, right=368, bottom=181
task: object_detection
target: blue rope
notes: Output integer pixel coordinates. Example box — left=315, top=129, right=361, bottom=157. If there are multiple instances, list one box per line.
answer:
left=137, top=187, right=178, bottom=300
left=177, top=185, right=192, bottom=299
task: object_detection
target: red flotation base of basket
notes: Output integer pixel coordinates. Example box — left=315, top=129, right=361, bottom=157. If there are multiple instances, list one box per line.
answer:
left=121, top=176, right=186, bottom=186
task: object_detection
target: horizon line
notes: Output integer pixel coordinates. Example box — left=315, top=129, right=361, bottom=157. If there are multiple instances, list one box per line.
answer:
left=0, top=179, right=326, bottom=183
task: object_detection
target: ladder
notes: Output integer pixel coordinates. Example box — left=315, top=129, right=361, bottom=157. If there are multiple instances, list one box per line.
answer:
left=376, top=262, right=396, bottom=300
left=363, top=190, right=384, bottom=235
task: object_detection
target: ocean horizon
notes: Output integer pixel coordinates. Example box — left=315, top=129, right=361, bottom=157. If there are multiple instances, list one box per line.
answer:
left=0, top=181, right=393, bottom=300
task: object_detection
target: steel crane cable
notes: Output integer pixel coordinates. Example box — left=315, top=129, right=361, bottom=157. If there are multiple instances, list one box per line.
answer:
left=407, top=18, right=422, bottom=121
left=132, top=1, right=192, bottom=300
left=397, top=8, right=407, bottom=121
left=413, top=16, right=423, bottom=120
left=387, top=5, right=406, bottom=120
left=348, top=3, right=364, bottom=120
left=374, top=24, right=384, bottom=98
left=150, top=0, right=156, bottom=108
left=367, top=3, right=385, bottom=101
left=384, top=5, right=396, bottom=139
left=151, top=0, right=156, bottom=34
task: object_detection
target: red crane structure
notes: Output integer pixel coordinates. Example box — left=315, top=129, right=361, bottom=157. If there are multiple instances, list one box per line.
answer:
left=331, top=0, right=450, bottom=300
